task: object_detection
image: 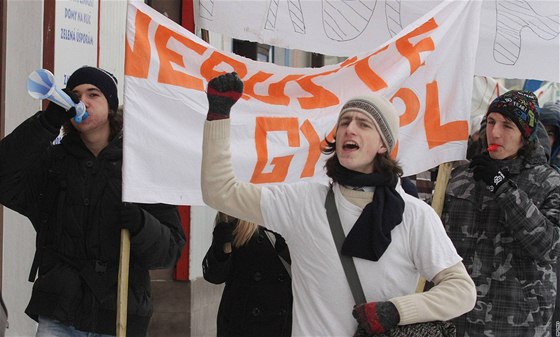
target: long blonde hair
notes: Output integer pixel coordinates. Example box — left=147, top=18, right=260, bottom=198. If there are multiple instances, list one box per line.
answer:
left=217, top=212, right=259, bottom=248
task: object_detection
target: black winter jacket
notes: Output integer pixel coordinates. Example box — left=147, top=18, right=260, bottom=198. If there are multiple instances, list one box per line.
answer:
left=203, top=225, right=292, bottom=337
left=0, top=112, right=186, bottom=336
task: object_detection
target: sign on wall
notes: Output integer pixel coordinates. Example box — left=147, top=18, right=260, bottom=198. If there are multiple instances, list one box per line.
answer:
left=54, top=0, right=99, bottom=87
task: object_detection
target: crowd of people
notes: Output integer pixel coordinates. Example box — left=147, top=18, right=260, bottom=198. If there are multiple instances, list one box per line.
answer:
left=0, top=63, right=559, bottom=337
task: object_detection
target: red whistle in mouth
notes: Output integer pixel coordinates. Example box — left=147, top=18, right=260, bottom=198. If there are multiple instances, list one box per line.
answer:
left=487, top=144, right=499, bottom=152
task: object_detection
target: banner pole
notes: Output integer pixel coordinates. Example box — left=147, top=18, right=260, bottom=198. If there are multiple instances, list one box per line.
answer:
left=117, top=228, right=131, bottom=337
left=415, top=161, right=453, bottom=293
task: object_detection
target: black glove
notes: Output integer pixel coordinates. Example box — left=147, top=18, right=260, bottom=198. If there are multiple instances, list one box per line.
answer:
left=353, top=327, right=372, bottom=337
left=41, top=88, right=78, bottom=129
left=206, top=72, right=243, bottom=121
left=212, top=220, right=236, bottom=260
left=352, top=301, right=400, bottom=335
left=469, top=153, right=510, bottom=193
left=120, top=203, right=144, bottom=235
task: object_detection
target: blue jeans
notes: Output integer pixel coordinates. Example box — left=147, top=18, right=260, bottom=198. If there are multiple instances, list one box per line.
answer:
left=36, top=316, right=115, bottom=337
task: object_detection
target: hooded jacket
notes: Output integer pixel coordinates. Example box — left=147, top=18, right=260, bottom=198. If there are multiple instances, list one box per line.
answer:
left=539, top=101, right=560, bottom=170
left=443, top=144, right=560, bottom=337
left=0, top=111, right=186, bottom=336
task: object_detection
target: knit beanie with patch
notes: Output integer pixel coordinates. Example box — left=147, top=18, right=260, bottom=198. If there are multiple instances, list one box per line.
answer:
left=487, top=90, right=540, bottom=140
left=66, top=66, right=119, bottom=111
left=338, top=95, right=400, bottom=152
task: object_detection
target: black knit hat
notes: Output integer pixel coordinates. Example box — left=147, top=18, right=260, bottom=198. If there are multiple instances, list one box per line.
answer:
left=66, top=66, right=119, bottom=111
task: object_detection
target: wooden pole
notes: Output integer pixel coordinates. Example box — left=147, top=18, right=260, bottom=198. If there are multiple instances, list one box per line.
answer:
left=117, top=228, right=131, bottom=337
left=415, top=162, right=454, bottom=293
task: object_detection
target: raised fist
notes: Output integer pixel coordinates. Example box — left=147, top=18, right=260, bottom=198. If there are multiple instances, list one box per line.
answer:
left=206, top=72, right=244, bottom=121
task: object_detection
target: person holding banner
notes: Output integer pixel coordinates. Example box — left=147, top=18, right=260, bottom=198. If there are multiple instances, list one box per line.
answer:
left=0, top=66, right=186, bottom=337
left=202, top=212, right=292, bottom=337
left=201, top=72, right=476, bottom=337
left=442, top=90, right=560, bottom=337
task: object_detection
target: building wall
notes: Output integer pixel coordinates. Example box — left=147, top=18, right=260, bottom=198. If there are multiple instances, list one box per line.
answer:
left=3, top=0, right=43, bottom=335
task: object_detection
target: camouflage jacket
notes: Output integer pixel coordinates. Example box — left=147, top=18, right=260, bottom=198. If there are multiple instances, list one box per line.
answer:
left=442, top=146, right=560, bottom=337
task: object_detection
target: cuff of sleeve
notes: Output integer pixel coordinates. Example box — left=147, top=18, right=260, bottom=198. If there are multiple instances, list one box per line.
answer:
left=39, top=109, right=68, bottom=133
left=494, top=179, right=515, bottom=197
left=203, top=119, right=230, bottom=142
left=390, top=297, right=419, bottom=326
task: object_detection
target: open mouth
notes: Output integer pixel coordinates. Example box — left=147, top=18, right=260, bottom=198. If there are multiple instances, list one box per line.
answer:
left=343, top=141, right=359, bottom=150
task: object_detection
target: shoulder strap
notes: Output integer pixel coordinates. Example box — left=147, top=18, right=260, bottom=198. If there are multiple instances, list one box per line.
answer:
left=325, top=187, right=366, bottom=304
left=264, top=230, right=292, bottom=278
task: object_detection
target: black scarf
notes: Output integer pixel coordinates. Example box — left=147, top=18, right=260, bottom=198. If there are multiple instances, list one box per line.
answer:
left=333, top=162, right=405, bottom=261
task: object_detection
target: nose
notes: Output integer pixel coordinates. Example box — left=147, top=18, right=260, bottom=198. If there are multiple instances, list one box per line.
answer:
left=76, top=93, right=89, bottom=107
left=345, top=120, right=358, bottom=134
left=489, top=124, right=502, bottom=139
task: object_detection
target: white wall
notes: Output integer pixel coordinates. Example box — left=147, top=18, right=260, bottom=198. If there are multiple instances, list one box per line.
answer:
left=189, top=206, right=216, bottom=280
left=98, top=0, right=126, bottom=101
left=4, top=1, right=43, bottom=335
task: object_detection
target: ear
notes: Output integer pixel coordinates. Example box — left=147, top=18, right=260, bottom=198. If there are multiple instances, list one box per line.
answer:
left=377, top=145, right=388, bottom=154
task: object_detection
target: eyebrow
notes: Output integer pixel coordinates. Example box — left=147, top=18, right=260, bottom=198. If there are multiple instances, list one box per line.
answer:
left=73, top=87, right=102, bottom=96
left=339, top=114, right=374, bottom=125
left=489, top=115, right=516, bottom=127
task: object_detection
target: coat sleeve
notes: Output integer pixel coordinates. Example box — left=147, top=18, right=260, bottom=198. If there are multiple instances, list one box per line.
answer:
left=129, top=203, right=186, bottom=269
left=391, top=262, right=476, bottom=325
left=495, top=179, right=560, bottom=262
left=0, top=112, right=58, bottom=220
left=201, top=119, right=264, bottom=225
left=202, top=243, right=232, bottom=284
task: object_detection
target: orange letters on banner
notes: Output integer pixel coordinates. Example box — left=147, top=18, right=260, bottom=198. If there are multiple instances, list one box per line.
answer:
left=300, top=120, right=322, bottom=178
left=155, top=26, right=208, bottom=91
left=296, top=72, right=340, bottom=109
left=268, top=74, right=305, bottom=105
left=200, top=52, right=249, bottom=84
left=340, top=56, right=358, bottom=67
left=125, top=10, right=152, bottom=78
left=320, top=126, right=336, bottom=151
left=424, top=81, right=468, bottom=148
left=350, top=45, right=389, bottom=92
left=244, top=72, right=305, bottom=106
left=244, top=71, right=275, bottom=104
left=396, top=18, right=437, bottom=74
left=251, top=117, right=300, bottom=183
left=392, top=88, right=420, bottom=127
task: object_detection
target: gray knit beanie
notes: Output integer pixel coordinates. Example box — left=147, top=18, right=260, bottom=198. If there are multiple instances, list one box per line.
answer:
left=338, top=95, right=400, bottom=152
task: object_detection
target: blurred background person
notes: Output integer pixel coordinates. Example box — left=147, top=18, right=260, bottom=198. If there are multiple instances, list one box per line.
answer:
left=203, top=212, right=292, bottom=337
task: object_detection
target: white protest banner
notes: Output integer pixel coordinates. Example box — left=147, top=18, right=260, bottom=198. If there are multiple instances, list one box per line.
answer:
left=123, top=0, right=482, bottom=205
left=196, top=0, right=559, bottom=82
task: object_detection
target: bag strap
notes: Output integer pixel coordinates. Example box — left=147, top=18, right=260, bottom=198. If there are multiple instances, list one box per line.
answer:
left=325, top=187, right=366, bottom=304
left=264, top=230, right=292, bottom=278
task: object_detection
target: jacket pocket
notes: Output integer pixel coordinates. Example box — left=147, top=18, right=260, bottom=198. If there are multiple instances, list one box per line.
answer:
left=33, top=263, right=83, bottom=314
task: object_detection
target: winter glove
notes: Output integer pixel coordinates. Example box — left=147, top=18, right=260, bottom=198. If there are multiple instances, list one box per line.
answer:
left=352, top=301, right=400, bottom=335
left=41, top=88, right=78, bottom=129
left=353, top=327, right=372, bottom=337
left=120, top=202, right=144, bottom=236
left=469, top=153, right=510, bottom=193
left=212, top=220, right=236, bottom=261
left=206, top=72, right=243, bottom=121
